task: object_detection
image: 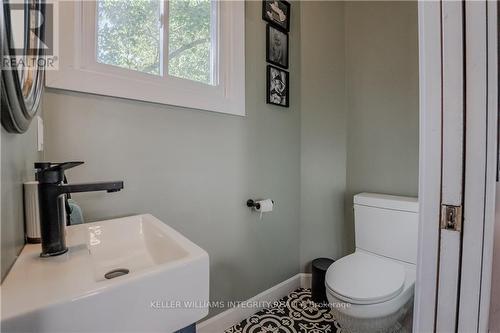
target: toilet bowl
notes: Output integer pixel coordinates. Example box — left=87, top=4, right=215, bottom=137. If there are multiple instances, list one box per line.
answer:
left=325, top=193, right=418, bottom=333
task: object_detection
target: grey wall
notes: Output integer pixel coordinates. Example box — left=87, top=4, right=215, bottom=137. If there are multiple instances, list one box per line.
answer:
left=299, top=1, right=418, bottom=269
left=1, top=119, right=40, bottom=280
left=42, top=1, right=301, bottom=316
left=344, top=1, right=419, bottom=251
left=299, top=2, right=347, bottom=271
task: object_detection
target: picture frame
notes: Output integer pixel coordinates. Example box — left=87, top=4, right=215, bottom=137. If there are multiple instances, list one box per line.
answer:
left=262, top=0, right=291, bottom=32
left=266, top=25, right=289, bottom=69
left=266, top=65, right=289, bottom=108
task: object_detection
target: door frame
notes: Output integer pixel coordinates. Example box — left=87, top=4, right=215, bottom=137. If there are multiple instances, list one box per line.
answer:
left=414, top=1, right=498, bottom=331
left=478, top=1, right=498, bottom=330
left=413, top=2, right=442, bottom=331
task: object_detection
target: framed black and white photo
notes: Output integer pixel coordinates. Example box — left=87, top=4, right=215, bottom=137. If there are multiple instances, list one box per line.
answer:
left=262, top=0, right=290, bottom=32
left=266, top=25, right=288, bottom=69
left=267, top=65, right=289, bottom=107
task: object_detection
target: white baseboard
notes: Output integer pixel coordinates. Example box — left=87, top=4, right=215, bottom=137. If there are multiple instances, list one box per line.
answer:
left=300, top=273, right=312, bottom=289
left=197, top=273, right=311, bottom=333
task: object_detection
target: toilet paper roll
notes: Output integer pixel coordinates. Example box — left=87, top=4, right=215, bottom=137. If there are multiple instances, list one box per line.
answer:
left=256, top=199, right=273, bottom=219
left=256, top=199, right=274, bottom=212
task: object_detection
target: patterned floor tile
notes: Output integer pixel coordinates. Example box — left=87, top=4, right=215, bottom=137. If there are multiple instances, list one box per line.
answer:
left=224, top=288, right=342, bottom=333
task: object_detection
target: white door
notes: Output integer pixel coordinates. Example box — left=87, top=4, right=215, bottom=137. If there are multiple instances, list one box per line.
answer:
left=435, top=0, right=464, bottom=331
left=414, top=1, right=498, bottom=332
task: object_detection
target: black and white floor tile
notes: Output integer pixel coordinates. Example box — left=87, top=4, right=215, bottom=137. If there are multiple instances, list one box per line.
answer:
left=224, top=288, right=342, bottom=333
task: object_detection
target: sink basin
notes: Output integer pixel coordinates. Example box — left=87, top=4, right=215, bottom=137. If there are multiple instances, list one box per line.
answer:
left=1, top=214, right=209, bottom=332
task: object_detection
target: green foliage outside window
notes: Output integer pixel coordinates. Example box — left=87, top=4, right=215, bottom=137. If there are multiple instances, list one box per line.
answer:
left=169, top=0, right=212, bottom=84
left=97, top=0, right=212, bottom=84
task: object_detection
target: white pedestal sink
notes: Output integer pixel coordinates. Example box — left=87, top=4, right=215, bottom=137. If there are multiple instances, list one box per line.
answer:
left=1, top=214, right=209, bottom=332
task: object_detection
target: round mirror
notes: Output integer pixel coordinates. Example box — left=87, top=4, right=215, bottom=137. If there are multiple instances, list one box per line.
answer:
left=1, top=1, right=45, bottom=134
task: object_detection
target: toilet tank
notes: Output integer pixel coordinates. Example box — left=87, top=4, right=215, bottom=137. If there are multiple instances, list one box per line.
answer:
left=354, top=193, right=419, bottom=264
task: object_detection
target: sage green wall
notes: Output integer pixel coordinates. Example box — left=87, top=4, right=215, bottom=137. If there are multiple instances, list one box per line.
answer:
left=344, top=1, right=420, bottom=250
left=42, top=1, right=301, bottom=316
left=300, top=1, right=418, bottom=269
left=1, top=119, right=40, bottom=280
left=300, top=1, right=347, bottom=271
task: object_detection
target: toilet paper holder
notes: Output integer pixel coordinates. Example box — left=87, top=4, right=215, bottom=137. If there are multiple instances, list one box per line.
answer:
left=246, top=199, right=275, bottom=210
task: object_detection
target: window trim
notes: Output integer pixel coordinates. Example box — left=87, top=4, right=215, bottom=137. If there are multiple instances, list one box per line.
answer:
left=46, top=0, right=245, bottom=116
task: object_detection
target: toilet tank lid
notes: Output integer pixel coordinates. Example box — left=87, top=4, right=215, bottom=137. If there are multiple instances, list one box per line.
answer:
left=354, top=193, right=418, bottom=212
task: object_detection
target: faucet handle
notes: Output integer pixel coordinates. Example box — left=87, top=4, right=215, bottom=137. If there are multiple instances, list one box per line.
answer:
left=46, top=161, right=84, bottom=171
left=35, top=161, right=84, bottom=183
left=34, top=162, right=52, bottom=170
left=35, top=161, right=84, bottom=172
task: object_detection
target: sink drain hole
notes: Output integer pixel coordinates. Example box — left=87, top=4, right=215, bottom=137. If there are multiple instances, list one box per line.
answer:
left=104, top=268, right=130, bottom=279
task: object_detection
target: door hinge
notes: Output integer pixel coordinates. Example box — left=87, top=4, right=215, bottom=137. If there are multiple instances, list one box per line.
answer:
left=440, top=204, right=463, bottom=232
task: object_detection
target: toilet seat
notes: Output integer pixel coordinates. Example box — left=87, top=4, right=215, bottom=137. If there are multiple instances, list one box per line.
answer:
left=325, top=251, right=406, bottom=305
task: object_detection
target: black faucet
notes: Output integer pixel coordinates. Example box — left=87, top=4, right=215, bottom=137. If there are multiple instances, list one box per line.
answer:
left=35, top=162, right=124, bottom=257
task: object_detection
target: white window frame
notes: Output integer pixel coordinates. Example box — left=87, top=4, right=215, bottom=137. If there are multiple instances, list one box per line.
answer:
left=46, top=0, right=245, bottom=116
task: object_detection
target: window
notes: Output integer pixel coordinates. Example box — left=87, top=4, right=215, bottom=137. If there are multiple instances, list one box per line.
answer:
left=96, top=0, right=163, bottom=76
left=46, top=0, right=245, bottom=116
left=168, top=0, right=215, bottom=84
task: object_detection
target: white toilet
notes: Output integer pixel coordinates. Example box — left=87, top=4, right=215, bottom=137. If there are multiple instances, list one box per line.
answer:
left=325, top=193, right=418, bottom=333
